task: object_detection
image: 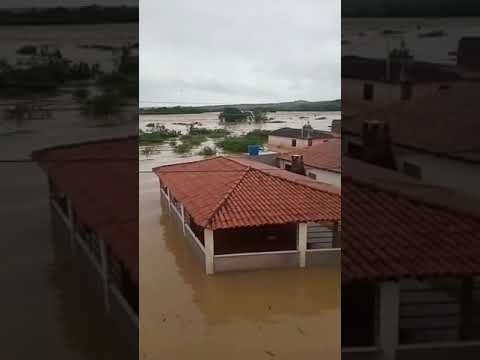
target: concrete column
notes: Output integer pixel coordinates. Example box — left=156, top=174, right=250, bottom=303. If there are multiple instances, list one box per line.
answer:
left=204, top=228, right=214, bottom=275
left=166, top=188, right=171, bottom=213
left=66, top=197, right=75, bottom=251
left=99, top=238, right=111, bottom=312
left=180, top=203, right=186, bottom=234
left=297, top=223, right=307, bottom=268
left=379, top=281, right=399, bottom=360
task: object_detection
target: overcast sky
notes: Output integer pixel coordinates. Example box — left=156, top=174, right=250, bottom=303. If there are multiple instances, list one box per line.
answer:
left=140, top=0, right=340, bottom=106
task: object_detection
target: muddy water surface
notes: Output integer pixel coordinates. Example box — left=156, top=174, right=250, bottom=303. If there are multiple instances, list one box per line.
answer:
left=140, top=170, right=340, bottom=359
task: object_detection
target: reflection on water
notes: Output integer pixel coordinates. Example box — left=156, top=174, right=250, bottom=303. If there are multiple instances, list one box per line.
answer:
left=140, top=172, right=340, bottom=359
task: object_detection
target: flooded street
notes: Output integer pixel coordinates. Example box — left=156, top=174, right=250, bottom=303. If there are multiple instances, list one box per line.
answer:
left=139, top=112, right=341, bottom=359
left=139, top=111, right=340, bottom=170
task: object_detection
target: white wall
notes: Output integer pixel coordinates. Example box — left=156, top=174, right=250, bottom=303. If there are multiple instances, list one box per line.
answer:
left=396, top=151, right=480, bottom=200
left=306, top=167, right=341, bottom=188
left=268, top=135, right=325, bottom=150
left=278, top=159, right=341, bottom=188
left=342, top=78, right=453, bottom=105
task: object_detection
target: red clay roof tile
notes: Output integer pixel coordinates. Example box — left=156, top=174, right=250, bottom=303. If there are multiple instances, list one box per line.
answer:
left=153, top=156, right=341, bottom=230
left=32, top=137, right=138, bottom=285
left=278, top=139, right=341, bottom=172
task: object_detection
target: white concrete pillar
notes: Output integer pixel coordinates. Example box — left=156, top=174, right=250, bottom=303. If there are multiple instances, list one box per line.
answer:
left=379, top=281, right=399, bottom=360
left=297, top=223, right=307, bottom=268
left=99, top=238, right=111, bottom=312
left=180, top=203, right=186, bottom=234
left=204, top=228, right=214, bottom=275
left=166, top=188, right=171, bottom=213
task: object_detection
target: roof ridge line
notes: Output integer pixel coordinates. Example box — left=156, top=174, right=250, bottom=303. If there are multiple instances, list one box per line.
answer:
left=249, top=164, right=340, bottom=196
left=226, top=155, right=340, bottom=195
left=205, top=166, right=251, bottom=229
left=152, top=155, right=222, bottom=172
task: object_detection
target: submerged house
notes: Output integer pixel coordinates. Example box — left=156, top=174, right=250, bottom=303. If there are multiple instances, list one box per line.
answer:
left=153, top=156, right=341, bottom=274
left=32, top=137, right=138, bottom=334
left=277, top=138, right=341, bottom=187
left=267, top=124, right=337, bottom=151
left=342, top=158, right=480, bottom=360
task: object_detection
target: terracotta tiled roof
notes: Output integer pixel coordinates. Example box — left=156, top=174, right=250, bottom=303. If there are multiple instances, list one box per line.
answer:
left=278, top=139, right=341, bottom=173
left=343, top=83, right=480, bottom=162
left=342, top=159, right=480, bottom=282
left=153, top=157, right=341, bottom=230
left=32, top=137, right=138, bottom=285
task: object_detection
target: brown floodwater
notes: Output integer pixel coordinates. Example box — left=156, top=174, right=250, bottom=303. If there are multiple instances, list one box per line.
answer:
left=139, top=168, right=340, bottom=359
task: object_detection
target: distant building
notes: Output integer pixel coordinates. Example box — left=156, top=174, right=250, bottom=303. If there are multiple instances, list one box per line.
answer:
left=32, top=137, right=138, bottom=337
left=342, top=83, right=480, bottom=199
left=153, top=156, right=341, bottom=274
left=268, top=123, right=337, bottom=151
left=277, top=139, right=341, bottom=188
left=342, top=42, right=458, bottom=105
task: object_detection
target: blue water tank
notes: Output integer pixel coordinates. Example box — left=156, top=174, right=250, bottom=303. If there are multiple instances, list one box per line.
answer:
left=247, top=144, right=261, bottom=156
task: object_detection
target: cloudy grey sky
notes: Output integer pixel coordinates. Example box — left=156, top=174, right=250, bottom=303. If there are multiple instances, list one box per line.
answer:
left=140, top=0, right=340, bottom=106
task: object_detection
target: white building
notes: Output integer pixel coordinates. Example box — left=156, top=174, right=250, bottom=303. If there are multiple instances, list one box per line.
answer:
left=342, top=42, right=458, bottom=106
left=268, top=124, right=338, bottom=151
left=277, top=139, right=341, bottom=188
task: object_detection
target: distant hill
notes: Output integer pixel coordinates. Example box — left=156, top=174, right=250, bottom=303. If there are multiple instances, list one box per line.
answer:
left=140, top=99, right=341, bottom=115
left=343, top=0, right=480, bottom=17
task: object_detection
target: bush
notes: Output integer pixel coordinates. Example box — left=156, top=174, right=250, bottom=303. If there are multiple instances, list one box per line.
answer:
left=197, top=146, right=217, bottom=156
left=216, top=130, right=270, bottom=153
left=17, top=45, right=37, bottom=55
left=189, top=127, right=230, bottom=138
left=73, top=88, right=90, bottom=102
left=218, top=107, right=251, bottom=122
left=174, top=143, right=192, bottom=154
left=139, top=125, right=180, bottom=145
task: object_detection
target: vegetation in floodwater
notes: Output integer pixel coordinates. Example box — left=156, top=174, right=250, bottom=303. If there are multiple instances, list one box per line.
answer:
left=418, top=30, right=447, bottom=38
left=188, top=127, right=231, bottom=138
left=197, top=146, right=217, bottom=156
left=219, top=107, right=251, bottom=122
left=174, top=142, right=192, bottom=154
left=17, top=45, right=37, bottom=55
left=73, top=88, right=90, bottom=102
left=141, top=146, right=155, bottom=158
left=179, top=134, right=207, bottom=147
left=82, top=92, right=126, bottom=117
left=139, top=126, right=180, bottom=145
left=216, top=130, right=271, bottom=153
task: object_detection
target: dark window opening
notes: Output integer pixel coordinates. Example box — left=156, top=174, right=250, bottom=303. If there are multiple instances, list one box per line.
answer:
left=347, top=141, right=363, bottom=159
left=403, top=161, right=422, bottom=179
left=291, top=139, right=297, bottom=147
left=342, top=283, right=377, bottom=347
left=363, top=83, right=374, bottom=101
left=308, top=139, right=313, bottom=146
